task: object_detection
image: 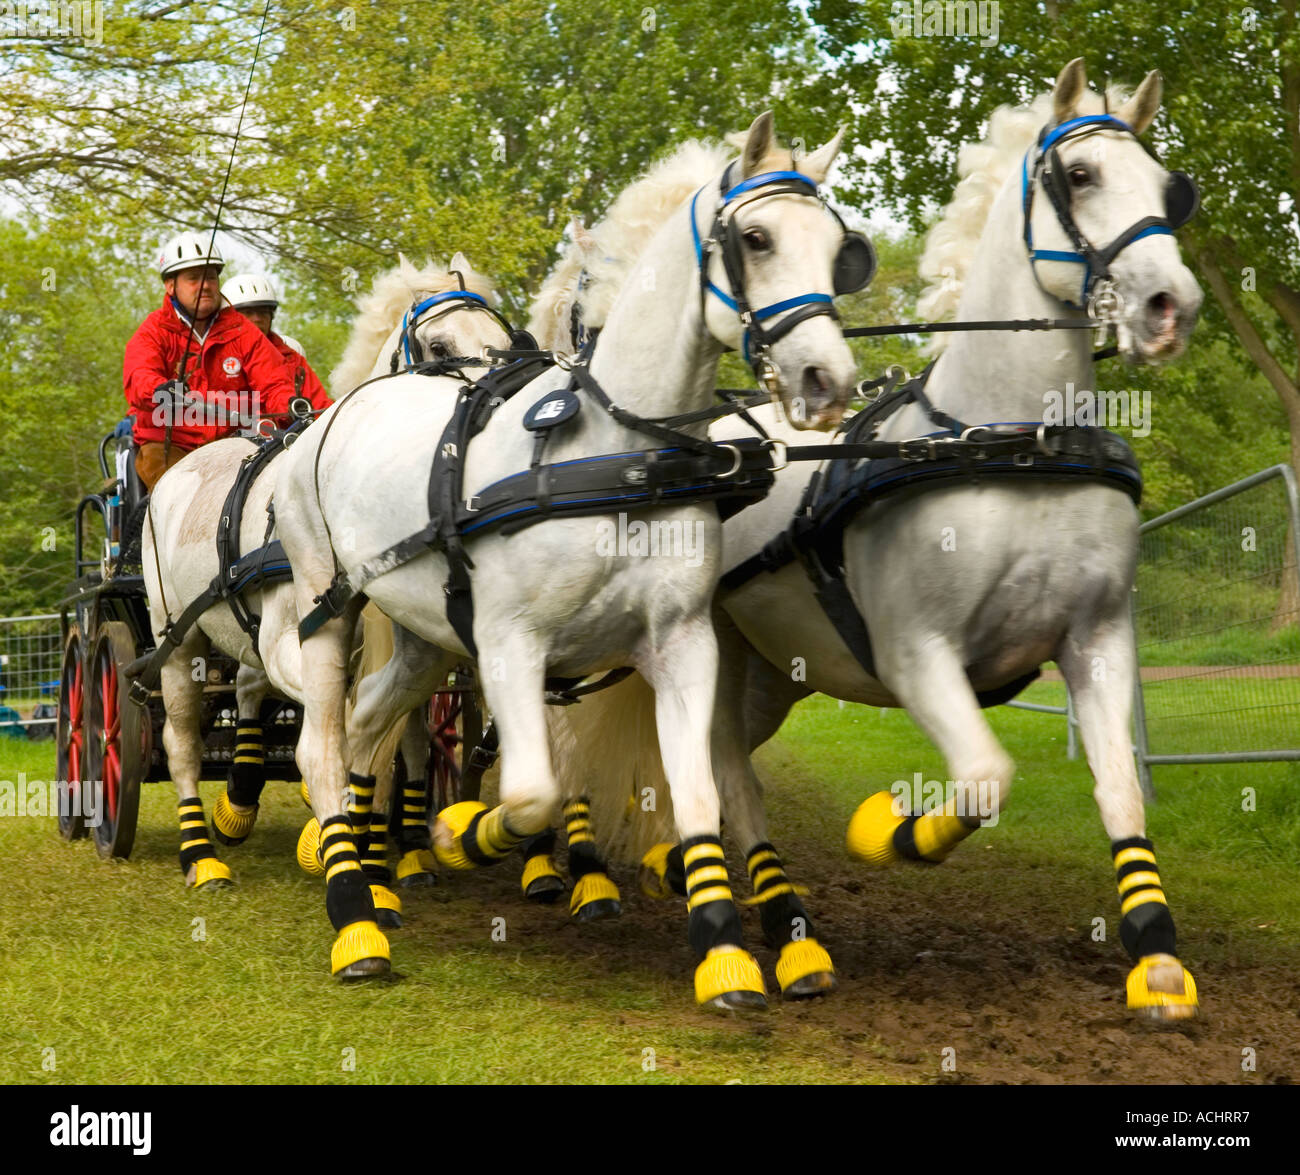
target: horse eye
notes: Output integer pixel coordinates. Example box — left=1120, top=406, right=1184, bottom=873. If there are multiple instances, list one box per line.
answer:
left=743, top=229, right=770, bottom=251
left=1068, top=167, right=1091, bottom=189
left=430, top=341, right=450, bottom=358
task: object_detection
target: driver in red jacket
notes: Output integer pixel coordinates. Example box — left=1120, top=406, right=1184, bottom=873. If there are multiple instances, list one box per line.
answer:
left=123, top=232, right=297, bottom=490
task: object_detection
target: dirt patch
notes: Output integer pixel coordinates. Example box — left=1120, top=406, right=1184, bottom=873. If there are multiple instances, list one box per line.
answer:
left=476, top=837, right=1300, bottom=1085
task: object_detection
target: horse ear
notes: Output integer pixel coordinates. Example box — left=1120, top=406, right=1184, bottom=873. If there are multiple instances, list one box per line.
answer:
left=741, top=111, right=775, bottom=178
left=1116, top=70, right=1162, bottom=134
left=449, top=250, right=471, bottom=275
left=1052, top=57, right=1088, bottom=124
left=799, top=126, right=845, bottom=184
left=572, top=217, right=597, bottom=251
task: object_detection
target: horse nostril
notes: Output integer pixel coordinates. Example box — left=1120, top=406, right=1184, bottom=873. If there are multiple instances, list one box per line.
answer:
left=1148, top=291, right=1176, bottom=318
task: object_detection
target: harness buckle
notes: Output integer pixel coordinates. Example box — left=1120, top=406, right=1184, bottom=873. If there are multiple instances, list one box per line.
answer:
left=257, top=418, right=275, bottom=439
left=763, top=439, right=788, bottom=472
left=900, top=437, right=938, bottom=462
left=464, top=495, right=480, bottom=514
left=553, top=351, right=574, bottom=372
left=1013, top=451, right=1035, bottom=467
left=442, top=442, right=458, bottom=460
left=714, top=443, right=743, bottom=479
left=1035, top=423, right=1054, bottom=455
left=756, top=358, right=781, bottom=396
left=127, top=679, right=152, bottom=708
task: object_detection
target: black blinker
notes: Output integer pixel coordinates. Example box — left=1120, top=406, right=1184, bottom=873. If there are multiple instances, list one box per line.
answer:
left=1164, top=171, right=1199, bottom=229
left=834, top=231, right=876, bottom=295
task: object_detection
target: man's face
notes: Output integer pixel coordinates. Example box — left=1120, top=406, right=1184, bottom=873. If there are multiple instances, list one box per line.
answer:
left=165, top=265, right=222, bottom=320
left=241, top=306, right=275, bottom=336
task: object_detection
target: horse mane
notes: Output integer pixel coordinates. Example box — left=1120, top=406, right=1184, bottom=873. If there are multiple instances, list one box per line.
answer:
left=528, top=134, right=799, bottom=350
left=329, top=256, right=495, bottom=396
left=916, top=84, right=1131, bottom=352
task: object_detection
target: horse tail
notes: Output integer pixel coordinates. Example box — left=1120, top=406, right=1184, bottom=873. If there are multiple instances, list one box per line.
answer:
left=549, top=670, right=677, bottom=865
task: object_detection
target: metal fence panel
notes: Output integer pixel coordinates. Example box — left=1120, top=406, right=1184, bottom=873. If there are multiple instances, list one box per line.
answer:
left=0, top=614, right=61, bottom=734
left=1132, top=464, right=1300, bottom=789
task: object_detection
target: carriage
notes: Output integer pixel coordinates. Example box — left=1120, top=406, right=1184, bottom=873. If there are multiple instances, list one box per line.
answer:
left=54, top=424, right=482, bottom=861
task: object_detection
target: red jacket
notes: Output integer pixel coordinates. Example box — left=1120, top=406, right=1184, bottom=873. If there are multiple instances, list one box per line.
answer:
left=123, top=299, right=298, bottom=447
left=268, top=331, right=331, bottom=411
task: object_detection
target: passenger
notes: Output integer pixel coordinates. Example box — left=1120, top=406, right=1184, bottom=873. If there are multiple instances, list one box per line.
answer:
left=220, top=272, right=331, bottom=412
left=123, top=232, right=296, bottom=491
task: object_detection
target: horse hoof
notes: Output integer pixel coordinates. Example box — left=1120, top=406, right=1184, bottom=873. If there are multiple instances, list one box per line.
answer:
left=704, top=988, right=769, bottom=1013
left=335, top=956, right=391, bottom=982
left=370, top=884, right=403, bottom=930
left=187, top=857, right=234, bottom=890
left=433, top=801, right=489, bottom=871
left=1127, top=954, right=1199, bottom=1020
left=522, top=854, right=566, bottom=903
left=296, top=818, right=325, bottom=877
left=845, top=791, right=906, bottom=867
left=331, top=919, right=391, bottom=979
left=776, top=939, right=838, bottom=1000
left=396, top=849, right=438, bottom=889
left=211, top=793, right=258, bottom=846
left=570, top=872, right=621, bottom=922
left=695, top=946, right=766, bottom=1010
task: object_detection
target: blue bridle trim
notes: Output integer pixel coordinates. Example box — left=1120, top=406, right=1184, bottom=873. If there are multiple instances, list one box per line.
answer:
left=1021, top=114, right=1169, bottom=309
left=722, top=170, right=819, bottom=202
left=691, top=170, right=839, bottom=362
left=401, top=291, right=489, bottom=366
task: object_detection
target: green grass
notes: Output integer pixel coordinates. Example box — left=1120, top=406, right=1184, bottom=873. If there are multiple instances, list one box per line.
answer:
left=1, top=682, right=1297, bottom=1084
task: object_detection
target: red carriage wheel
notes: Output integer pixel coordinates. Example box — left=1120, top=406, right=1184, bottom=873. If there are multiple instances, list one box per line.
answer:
left=428, top=688, right=464, bottom=812
left=85, top=621, right=147, bottom=860
left=56, top=625, right=88, bottom=840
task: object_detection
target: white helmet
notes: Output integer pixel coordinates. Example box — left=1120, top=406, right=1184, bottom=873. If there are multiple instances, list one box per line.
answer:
left=278, top=333, right=305, bottom=356
left=222, top=272, right=279, bottom=310
left=158, top=231, right=224, bottom=277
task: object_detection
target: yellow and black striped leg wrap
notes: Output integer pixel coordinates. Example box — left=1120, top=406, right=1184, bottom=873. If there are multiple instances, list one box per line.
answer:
left=396, top=779, right=431, bottom=854
left=746, top=843, right=836, bottom=1000
left=178, top=798, right=232, bottom=889
left=320, top=814, right=390, bottom=978
left=1113, top=837, right=1177, bottom=960
left=1113, top=837, right=1197, bottom=1018
left=565, top=797, right=621, bottom=922
left=361, top=818, right=402, bottom=930
left=747, top=844, right=813, bottom=947
left=898, top=800, right=978, bottom=863
left=520, top=830, right=565, bottom=904
left=225, top=721, right=265, bottom=807
left=683, top=836, right=765, bottom=1010
left=346, top=771, right=375, bottom=838
left=684, top=836, right=744, bottom=955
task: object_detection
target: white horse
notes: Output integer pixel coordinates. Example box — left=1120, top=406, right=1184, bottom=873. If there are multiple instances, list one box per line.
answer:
left=551, top=61, right=1205, bottom=1019
left=140, top=258, right=511, bottom=922
left=272, top=113, right=862, bottom=999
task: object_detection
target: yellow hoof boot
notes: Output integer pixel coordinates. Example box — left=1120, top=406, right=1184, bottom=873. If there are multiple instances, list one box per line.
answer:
left=432, top=801, right=488, bottom=871
left=1127, top=954, right=1199, bottom=1021
left=695, top=946, right=767, bottom=1011
left=396, top=849, right=438, bottom=889
left=299, top=781, right=311, bottom=808
left=188, top=857, right=234, bottom=890
left=369, top=884, right=403, bottom=930
left=296, top=818, right=325, bottom=878
left=776, top=939, right=838, bottom=1000
left=638, top=842, right=676, bottom=899
left=521, top=854, right=565, bottom=904
left=330, top=919, right=391, bottom=980
left=570, top=872, right=621, bottom=922
left=846, top=791, right=905, bottom=868
left=212, top=792, right=258, bottom=846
